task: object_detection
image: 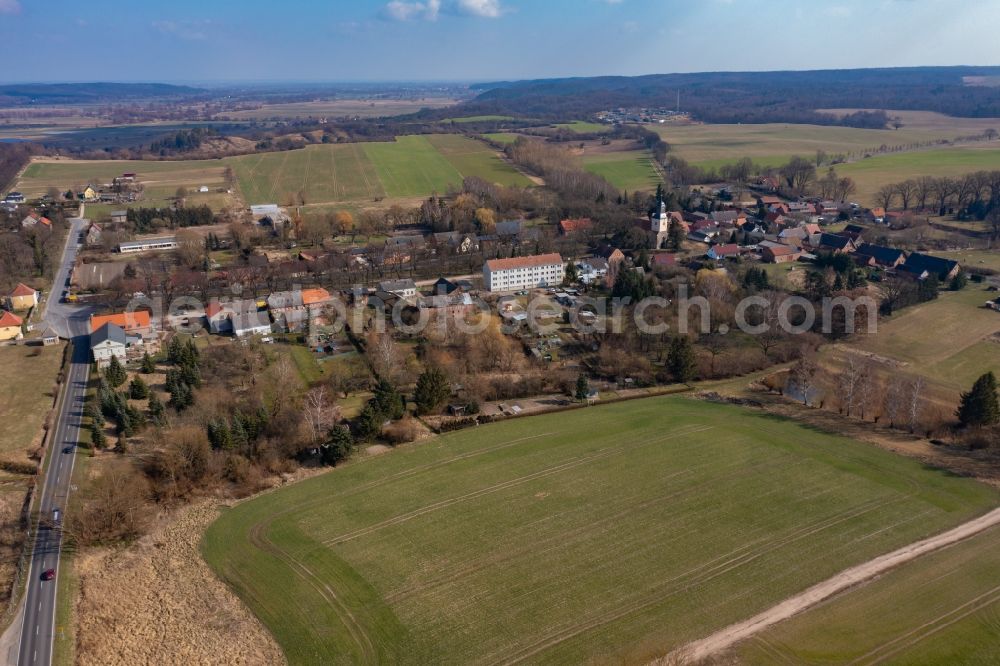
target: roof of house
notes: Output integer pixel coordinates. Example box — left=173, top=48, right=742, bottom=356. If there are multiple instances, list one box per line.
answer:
left=379, top=278, right=417, bottom=292
left=558, top=218, right=593, bottom=234
left=709, top=243, right=741, bottom=257
left=486, top=253, right=563, bottom=272
left=579, top=257, right=609, bottom=271
left=111, top=210, right=128, bottom=217
left=495, top=220, right=523, bottom=236
left=651, top=253, right=678, bottom=266
left=432, top=277, right=459, bottom=294
left=856, top=243, right=905, bottom=266
left=90, top=322, right=126, bottom=347
left=816, top=233, right=854, bottom=250
left=301, top=288, right=332, bottom=306
left=903, top=252, right=959, bottom=278
left=267, top=291, right=304, bottom=309
left=764, top=244, right=800, bottom=257
left=89, top=311, right=152, bottom=333
left=9, top=283, right=36, bottom=297
left=0, top=310, right=23, bottom=328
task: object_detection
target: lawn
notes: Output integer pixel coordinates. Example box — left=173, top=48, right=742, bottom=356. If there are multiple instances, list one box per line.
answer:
left=739, top=522, right=1000, bottom=665
left=583, top=151, right=661, bottom=192
left=202, top=396, right=998, bottom=665
left=0, top=344, right=65, bottom=457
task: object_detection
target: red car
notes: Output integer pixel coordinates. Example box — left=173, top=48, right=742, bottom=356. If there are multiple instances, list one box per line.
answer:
left=40, top=569, right=55, bottom=581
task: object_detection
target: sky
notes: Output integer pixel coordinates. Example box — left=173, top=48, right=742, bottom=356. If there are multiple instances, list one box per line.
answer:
left=2, top=0, right=999, bottom=83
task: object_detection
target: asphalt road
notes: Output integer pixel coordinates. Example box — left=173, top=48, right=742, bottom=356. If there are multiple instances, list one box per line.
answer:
left=17, top=217, right=92, bottom=666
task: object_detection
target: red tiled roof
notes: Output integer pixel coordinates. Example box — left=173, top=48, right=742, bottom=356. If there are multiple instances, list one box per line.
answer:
left=766, top=245, right=799, bottom=257
left=89, top=311, right=151, bottom=333
left=558, top=218, right=593, bottom=234
left=486, top=253, right=563, bottom=272
left=302, top=288, right=332, bottom=306
left=9, top=283, right=36, bottom=297
left=0, top=311, right=23, bottom=328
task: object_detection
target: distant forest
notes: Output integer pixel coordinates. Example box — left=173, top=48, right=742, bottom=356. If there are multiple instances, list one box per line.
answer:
left=457, top=67, right=1000, bottom=127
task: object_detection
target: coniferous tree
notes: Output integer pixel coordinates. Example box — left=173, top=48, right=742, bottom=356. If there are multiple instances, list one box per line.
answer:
left=668, top=336, right=698, bottom=384
left=129, top=376, right=149, bottom=400
left=104, top=355, right=127, bottom=388
left=90, top=423, right=107, bottom=449
left=414, top=366, right=450, bottom=415
left=141, top=352, right=156, bottom=374
left=322, top=425, right=354, bottom=466
left=148, top=394, right=166, bottom=426
left=575, top=373, right=590, bottom=401
left=957, top=372, right=1000, bottom=427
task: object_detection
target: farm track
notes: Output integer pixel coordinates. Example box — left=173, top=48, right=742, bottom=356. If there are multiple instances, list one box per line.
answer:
left=663, top=505, right=1000, bottom=665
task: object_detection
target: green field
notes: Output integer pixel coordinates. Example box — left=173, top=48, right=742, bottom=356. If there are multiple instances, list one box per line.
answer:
left=837, top=146, right=1000, bottom=204
left=202, top=396, right=998, bottom=665
left=583, top=151, right=661, bottom=192
left=19, top=135, right=530, bottom=211
left=740, top=522, right=1000, bottom=664
left=554, top=121, right=607, bottom=133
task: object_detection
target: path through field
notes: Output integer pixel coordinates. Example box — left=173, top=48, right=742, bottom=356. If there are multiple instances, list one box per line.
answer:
left=663, top=505, right=1000, bottom=665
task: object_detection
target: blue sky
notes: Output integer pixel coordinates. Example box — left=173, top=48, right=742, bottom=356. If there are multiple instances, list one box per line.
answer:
left=2, top=0, right=998, bottom=82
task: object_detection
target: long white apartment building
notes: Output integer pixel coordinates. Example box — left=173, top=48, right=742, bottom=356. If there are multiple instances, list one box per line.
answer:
left=483, top=253, right=565, bottom=292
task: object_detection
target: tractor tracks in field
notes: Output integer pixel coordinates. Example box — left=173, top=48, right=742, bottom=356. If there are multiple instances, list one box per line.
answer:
left=661, top=505, right=1000, bottom=665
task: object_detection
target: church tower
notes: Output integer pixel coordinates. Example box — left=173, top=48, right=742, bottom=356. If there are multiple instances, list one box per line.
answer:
left=651, top=188, right=671, bottom=248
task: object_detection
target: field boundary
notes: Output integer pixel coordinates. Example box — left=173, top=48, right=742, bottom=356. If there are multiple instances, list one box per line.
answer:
left=660, top=505, right=1000, bottom=665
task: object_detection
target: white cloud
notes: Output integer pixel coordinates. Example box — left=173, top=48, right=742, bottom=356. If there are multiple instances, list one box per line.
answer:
left=455, top=0, right=504, bottom=17
left=381, top=0, right=504, bottom=21
left=0, top=0, right=22, bottom=15
left=382, top=0, right=441, bottom=21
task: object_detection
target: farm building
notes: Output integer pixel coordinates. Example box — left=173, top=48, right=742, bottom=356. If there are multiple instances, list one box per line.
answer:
left=90, top=311, right=153, bottom=337
left=378, top=279, right=418, bottom=300
left=110, top=210, right=128, bottom=225
left=484, top=253, right=564, bottom=293
left=855, top=243, right=906, bottom=269
left=900, top=253, right=961, bottom=281
left=90, top=322, right=127, bottom=368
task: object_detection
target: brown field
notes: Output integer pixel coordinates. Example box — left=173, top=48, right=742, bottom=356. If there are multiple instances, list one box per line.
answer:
left=222, top=98, right=458, bottom=121
left=819, top=109, right=1000, bottom=134
left=74, top=501, right=285, bottom=666
left=0, top=345, right=65, bottom=459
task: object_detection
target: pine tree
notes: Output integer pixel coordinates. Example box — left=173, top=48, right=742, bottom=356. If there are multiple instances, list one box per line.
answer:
left=575, top=373, right=590, bottom=401
left=166, top=336, right=184, bottom=365
left=668, top=336, right=698, bottom=384
left=129, top=377, right=149, bottom=400
left=90, top=423, right=107, bottom=449
left=140, top=352, right=156, bottom=374
left=322, top=425, right=354, bottom=466
left=355, top=404, right=383, bottom=442
left=957, top=372, right=1000, bottom=427
left=372, top=378, right=405, bottom=420
left=414, top=366, right=450, bottom=415
left=148, top=394, right=166, bottom=426
left=104, top=355, right=127, bottom=388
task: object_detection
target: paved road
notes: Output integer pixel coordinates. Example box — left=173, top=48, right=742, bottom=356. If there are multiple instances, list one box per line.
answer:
left=17, top=217, right=92, bottom=666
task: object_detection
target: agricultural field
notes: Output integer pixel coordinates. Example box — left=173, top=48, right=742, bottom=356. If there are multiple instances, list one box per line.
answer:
left=553, top=121, right=606, bottom=133
left=836, top=146, right=1000, bottom=204
left=202, top=396, right=998, bottom=665
left=223, top=98, right=457, bottom=120
left=481, top=132, right=520, bottom=145
left=739, top=522, right=1000, bottom=664
left=424, top=134, right=530, bottom=187
left=583, top=150, right=661, bottom=192
left=650, top=120, right=1000, bottom=171
left=439, top=115, right=516, bottom=124
left=0, top=344, right=65, bottom=457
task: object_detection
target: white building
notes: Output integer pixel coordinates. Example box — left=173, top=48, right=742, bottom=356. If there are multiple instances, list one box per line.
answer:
left=484, top=253, right=564, bottom=293
left=378, top=278, right=418, bottom=301
left=118, top=236, right=178, bottom=254
left=90, top=323, right=127, bottom=368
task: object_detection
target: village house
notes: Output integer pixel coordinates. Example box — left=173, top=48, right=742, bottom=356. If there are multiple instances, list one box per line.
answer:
left=576, top=257, right=609, bottom=284
left=558, top=218, right=593, bottom=235
left=854, top=243, right=906, bottom=269
left=0, top=310, right=24, bottom=341
left=90, top=322, right=128, bottom=367
left=267, top=291, right=307, bottom=333
left=79, top=185, right=98, bottom=201
left=900, top=253, right=961, bottom=281
left=811, top=232, right=857, bottom=254
left=85, top=222, right=103, bottom=246
left=378, top=279, right=418, bottom=301
left=6, top=283, right=39, bottom=311
left=484, top=253, right=565, bottom=293
left=706, top=244, right=743, bottom=261
left=21, top=213, right=52, bottom=229
left=110, top=210, right=128, bottom=225
left=761, top=242, right=803, bottom=264
left=597, top=246, right=626, bottom=288
left=90, top=311, right=154, bottom=338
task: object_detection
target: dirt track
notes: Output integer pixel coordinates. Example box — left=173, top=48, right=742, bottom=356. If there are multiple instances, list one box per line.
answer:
left=660, top=505, right=1000, bottom=665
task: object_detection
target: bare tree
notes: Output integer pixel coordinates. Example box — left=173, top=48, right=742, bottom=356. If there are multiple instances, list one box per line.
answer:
left=837, top=355, right=864, bottom=417
left=302, top=386, right=340, bottom=443
left=932, top=177, right=957, bottom=213
left=874, top=185, right=896, bottom=211
left=895, top=180, right=917, bottom=210
left=906, top=376, right=926, bottom=433
left=789, top=353, right=820, bottom=406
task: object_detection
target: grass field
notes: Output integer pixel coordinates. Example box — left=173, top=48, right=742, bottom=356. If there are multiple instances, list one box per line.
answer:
left=224, top=99, right=457, bottom=120
left=202, top=396, right=998, bottom=665
left=440, top=115, right=516, bottom=124
left=855, top=287, right=1000, bottom=392
left=554, top=121, right=606, bottom=133
left=481, top=132, right=520, bottom=145
left=740, top=522, right=1000, bottom=664
left=652, top=121, right=1000, bottom=170
left=583, top=151, right=661, bottom=192
left=837, top=146, right=1000, bottom=204
left=424, top=134, right=530, bottom=188
left=0, top=345, right=65, bottom=457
